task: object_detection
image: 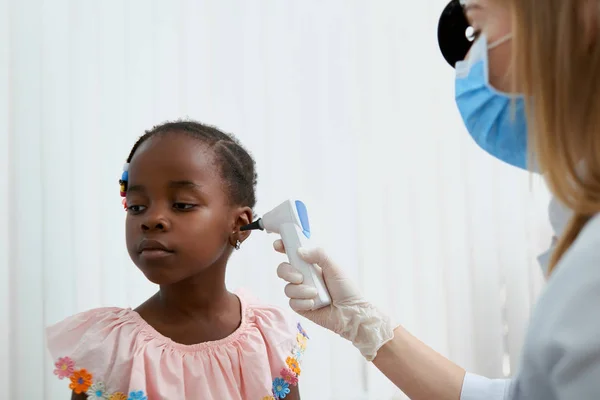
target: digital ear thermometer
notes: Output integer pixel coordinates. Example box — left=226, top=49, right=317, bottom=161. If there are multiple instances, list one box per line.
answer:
left=241, top=200, right=332, bottom=310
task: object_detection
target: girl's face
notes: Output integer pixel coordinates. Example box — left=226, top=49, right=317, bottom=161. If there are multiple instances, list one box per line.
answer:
left=462, top=0, right=513, bottom=92
left=125, top=133, right=251, bottom=285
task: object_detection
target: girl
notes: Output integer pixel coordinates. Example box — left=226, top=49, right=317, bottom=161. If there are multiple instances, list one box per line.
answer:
left=47, top=120, right=306, bottom=400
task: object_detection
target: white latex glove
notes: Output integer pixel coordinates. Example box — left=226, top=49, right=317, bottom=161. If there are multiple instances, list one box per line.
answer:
left=274, top=239, right=396, bottom=361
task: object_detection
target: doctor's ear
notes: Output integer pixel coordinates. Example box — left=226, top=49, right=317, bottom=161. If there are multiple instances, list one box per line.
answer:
left=437, top=0, right=474, bottom=68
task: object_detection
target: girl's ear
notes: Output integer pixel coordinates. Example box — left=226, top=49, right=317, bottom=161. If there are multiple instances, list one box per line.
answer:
left=230, top=207, right=253, bottom=245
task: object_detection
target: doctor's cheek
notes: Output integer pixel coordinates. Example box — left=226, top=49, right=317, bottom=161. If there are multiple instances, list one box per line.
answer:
left=487, top=45, right=513, bottom=92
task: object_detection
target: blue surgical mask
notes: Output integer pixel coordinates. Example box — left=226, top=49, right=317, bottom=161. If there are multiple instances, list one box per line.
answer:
left=455, top=34, right=530, bottom=170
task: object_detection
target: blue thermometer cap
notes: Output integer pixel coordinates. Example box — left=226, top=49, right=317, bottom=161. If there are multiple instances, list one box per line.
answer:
left=294, top=200, right=311, bottom=239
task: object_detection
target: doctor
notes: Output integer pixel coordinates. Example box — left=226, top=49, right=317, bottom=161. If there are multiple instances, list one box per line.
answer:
left=274, top=0, right=600, bottom=399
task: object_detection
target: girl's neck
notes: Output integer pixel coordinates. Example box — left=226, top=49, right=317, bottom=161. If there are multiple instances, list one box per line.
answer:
left=157, top=267, right=233, bottom=320
left=134, top=265, right=243, bottom=345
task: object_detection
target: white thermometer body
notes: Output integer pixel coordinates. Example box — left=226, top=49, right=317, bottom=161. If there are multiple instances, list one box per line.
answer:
left=242, top=200, right=332, bottom=310
left=279, top=222, right=331, bottom=309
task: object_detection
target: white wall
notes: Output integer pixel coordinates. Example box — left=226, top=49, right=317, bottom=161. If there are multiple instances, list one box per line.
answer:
left=0, top=0, right=551, bottom=399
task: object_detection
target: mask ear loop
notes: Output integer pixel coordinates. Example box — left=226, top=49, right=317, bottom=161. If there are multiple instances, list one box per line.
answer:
left=488, top=34, right=512, bottom=50
left=119, top=163, right=129, bottom=210
left=485, top=33, right=516, bottom=96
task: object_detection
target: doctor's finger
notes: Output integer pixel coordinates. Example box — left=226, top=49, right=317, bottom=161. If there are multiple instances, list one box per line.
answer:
left=277, top=262, right=303, bottom=284
left=273, top=239, right=286, bottom=254
left=289, top=298, right=315, bottom=312
left=284, top=283, right=319, bottom=300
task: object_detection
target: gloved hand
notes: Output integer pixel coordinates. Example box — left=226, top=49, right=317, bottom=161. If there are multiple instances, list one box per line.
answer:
left=274, top=240, right=397, bottom=361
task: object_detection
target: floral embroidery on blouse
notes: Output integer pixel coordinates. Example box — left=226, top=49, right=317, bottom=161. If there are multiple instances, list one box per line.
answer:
left=54, top=356, right=75, bottom=379
left=280, top=368, right=298, bottom=386
left=272, top=377, right=291, bottom=398
left=69, top=369, right=93, bottom=394
left=51, top=357, right=146, bottom=399
left=87, top=382, right=110, bottom=399
left=297, top=323, right=309, bottom=339
left=285, top=357, right=301, bottom=376
left=267, top=322, right=309, bottom=399
left=53, top=323, right=309, bottom=399
left=296, top=333, right=307, bottom=351
left=127, top=390, right=148, bottom=400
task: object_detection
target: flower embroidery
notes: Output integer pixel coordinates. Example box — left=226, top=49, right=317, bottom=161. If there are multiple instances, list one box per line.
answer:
left=52, top=357, right=147, bottom=400
left=263, top=323, right=308, bottom=397
left=272, top=377, right=291, bottom=399
left=128, top=390, right=147, bottom=400
left=293, top=349, right=303, bottom=361
left=297, top=323, right=309, bottom=339
left=86, top=382, right=109, bottom=399
left=285, top=356, right=301, bottom=376
left=296, top=333, right=307, bottom=351
left=69, top=369, right=93, bottom=394
left=53, top=356, right=75, bottom=379
left=280, top=367, right=298, bottom=386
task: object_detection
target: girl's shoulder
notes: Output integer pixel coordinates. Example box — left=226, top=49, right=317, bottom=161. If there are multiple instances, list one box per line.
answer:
left=238, top=288, right=298, bottom=332
left=46, top=292, right=310, bottom=399
left=46, top=306, right=138, bottom=362
left=237, top=287, right=309, bottom=351
left=46, top=307, right=145, bottom=398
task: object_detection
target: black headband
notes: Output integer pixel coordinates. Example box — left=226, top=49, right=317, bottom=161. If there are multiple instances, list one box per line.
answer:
left=437, top=0, right=474, bottom=68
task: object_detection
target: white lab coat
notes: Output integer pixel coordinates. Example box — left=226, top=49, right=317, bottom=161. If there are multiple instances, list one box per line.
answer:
left=460, top=197, right=600, bottom=399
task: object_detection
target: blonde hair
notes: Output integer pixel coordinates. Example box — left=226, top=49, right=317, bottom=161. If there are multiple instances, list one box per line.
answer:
left=510, top=0, right=600, bottom=274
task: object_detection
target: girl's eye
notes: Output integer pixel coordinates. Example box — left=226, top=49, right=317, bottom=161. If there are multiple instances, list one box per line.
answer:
left=173, top=203, right=196, bottom=211
left=127, top=205, right=146, bottom=213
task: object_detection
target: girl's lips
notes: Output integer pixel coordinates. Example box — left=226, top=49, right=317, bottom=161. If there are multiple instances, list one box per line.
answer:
left=139, top=249, right=174, bottom=260
left=137, top=239, right=172, bottom=253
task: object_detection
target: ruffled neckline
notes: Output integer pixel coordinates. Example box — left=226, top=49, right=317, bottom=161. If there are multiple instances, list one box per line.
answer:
left=122, top=292, right=251, bottom=353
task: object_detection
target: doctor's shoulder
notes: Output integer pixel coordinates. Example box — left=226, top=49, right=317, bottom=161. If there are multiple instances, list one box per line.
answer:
left=514, top=213, right=600, bottom=398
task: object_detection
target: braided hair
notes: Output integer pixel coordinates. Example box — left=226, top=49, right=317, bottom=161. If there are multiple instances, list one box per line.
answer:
left=119, top=120, right=257, bottom=209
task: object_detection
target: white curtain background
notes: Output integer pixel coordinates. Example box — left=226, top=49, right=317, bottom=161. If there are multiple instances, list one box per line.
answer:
left=0, top=0, right=552, bottom=399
